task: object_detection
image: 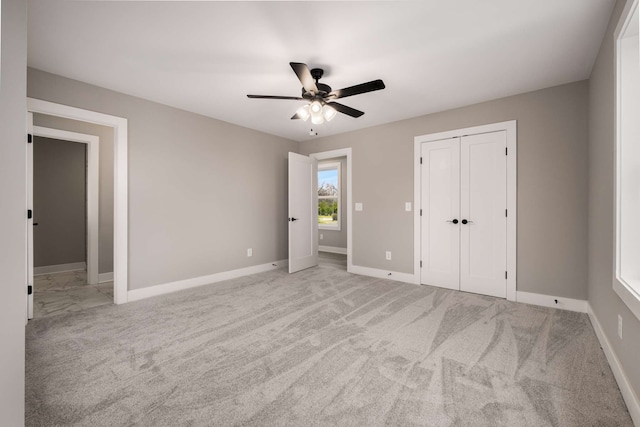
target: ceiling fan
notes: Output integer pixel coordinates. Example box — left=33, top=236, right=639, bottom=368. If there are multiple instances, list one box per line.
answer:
left=247, top=62, right=386, bottom=125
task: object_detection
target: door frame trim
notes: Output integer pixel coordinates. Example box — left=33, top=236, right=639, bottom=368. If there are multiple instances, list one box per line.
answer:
left=310, top=148, right=353, bottom=273
left=414, top=120, right=517, bottom=301
left=27, top=98, right=129, bottom=305
left=31, top=126, right=100, bottom=286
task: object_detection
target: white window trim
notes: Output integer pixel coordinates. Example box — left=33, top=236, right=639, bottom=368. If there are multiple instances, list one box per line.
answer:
left=318, top=161, right=341, bottom=231
left=614, top=0, right=640, bottom=322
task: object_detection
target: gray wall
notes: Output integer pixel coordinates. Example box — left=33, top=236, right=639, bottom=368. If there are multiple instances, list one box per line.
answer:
left=33, top=137, right=87, bottom=267
left=28, top=68, right=298, bottom=291
left=300, top=81, right=589, bottom=300
left=318, top=157, right=347, bottom=249
left=588, top=0, right=640, bottom=402
left=34, top=114, right=115, bottom=274
left=0, top=0, right=27, bottom=424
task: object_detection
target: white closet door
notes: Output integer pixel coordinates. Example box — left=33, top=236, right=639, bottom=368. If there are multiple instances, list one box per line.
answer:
left=460, top=131, right=507, bottom=298
left=420, top=138, right=460, bottom=290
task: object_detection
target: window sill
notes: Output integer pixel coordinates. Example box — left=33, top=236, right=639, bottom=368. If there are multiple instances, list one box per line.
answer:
left=319, top=225, right=341, bottom=231
left=613, top=278, right=640, bottom=322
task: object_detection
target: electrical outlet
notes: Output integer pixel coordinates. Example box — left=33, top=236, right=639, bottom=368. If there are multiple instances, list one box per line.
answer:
left=320, top=234, right=323, bottom=240
left=355, top=203, right=363, bottom=211
left=386, top=251, right=392, bottom=261
left=618, top=314, right=623, bottom=339
left=247, top=248, right=252, bottom=257
left=405, top=202, right=412, bottom=212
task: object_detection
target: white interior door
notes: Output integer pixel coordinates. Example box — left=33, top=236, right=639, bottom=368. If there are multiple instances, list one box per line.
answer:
left=460, top=131, right=507, bottom=297
left=27, top=113, right=34, bottom=320
left=288, top=152, right=318, bottom=273
left=420, top=138, right=460, bottom=290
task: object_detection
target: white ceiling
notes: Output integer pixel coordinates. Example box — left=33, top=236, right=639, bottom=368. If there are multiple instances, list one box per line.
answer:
left=28, top=0, right=616, bottom=142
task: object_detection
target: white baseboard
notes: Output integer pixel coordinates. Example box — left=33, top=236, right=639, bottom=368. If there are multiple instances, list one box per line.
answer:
left=127, top=259, right=288, bottom=302
left=516, top=291, right=588, bottom=313
left=588, top=304, right=640, bottom=426
left=349, top=264, right=416, bottom=285
left=98, top=272, right=114, bottom=283
left=319, top=245, right=347, bottom=255
left=34, top=262, right=86, bottom=275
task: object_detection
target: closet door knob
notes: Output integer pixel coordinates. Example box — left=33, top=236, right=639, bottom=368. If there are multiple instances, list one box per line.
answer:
left=462, top=219, right=473, bottom=224
left=446, top=219, right=459, bottom=224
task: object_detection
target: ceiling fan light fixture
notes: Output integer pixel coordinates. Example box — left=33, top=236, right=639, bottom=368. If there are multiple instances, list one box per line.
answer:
left=311, top=114, right=324, bottom=125
left=296, top=104, right=311, bottom=121
left=309, top=100, right=324, bottom=124
left=309, top=100, right=323, bottom=115
left=323, top=105, right=337, bottom=122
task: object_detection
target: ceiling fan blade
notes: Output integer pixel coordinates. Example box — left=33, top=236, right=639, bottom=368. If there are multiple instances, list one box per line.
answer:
left=328, top=79, right=385, bottom=100
left=291, top=113, right=301, bottom=120
left=290, top=62, right=319, bottom=94
left=247, top=95, right=304, bottom=100
left=329, top=102, right=364, bottom=118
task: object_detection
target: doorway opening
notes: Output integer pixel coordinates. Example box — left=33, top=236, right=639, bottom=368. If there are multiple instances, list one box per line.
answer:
left=310, top=148, right=352, bottom=272
left=30, top=127, right=110, bottom=318
left=27, top=98, right=128, bottom=320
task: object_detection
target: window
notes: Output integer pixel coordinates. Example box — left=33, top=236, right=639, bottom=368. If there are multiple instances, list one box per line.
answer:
left=318, top=162, right=341, bottom=230
left=614, top=0, right=640, bottom=320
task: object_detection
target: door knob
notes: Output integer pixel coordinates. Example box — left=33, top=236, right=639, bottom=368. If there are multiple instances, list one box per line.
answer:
left=446, top=219, right=459, bottom=224
left=462, top=219, right=473, bottom=224
left=289, top=217, right=299, bottom=222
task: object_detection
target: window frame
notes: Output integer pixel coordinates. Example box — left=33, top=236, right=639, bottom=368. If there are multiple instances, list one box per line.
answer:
left=614, top=0, right=640, bottom=321
left=317, top=161, right=341, bottom=231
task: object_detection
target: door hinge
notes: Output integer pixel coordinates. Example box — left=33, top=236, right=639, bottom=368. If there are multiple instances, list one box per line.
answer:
left=420, top=209, right=422, bottom=216
left=505, top=147, right=507, bottom=155
left=420, top=157, right=423, bottom=165
left=505, top=271, right=508, bottom=279
left=27, top=209, right=32, bottom=219
left=505, top=209, right=508, bottom=217
left=27, top=134, right=33, bottom=144
left=420, top=260, right=422, bottom=268
left=28, top=285, right=33, bottom=295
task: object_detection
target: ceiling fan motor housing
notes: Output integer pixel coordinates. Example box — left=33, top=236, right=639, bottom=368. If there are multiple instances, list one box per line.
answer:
left=302, top=83, right=332, bottom=99
left=302, top=68, right=332, bottom=99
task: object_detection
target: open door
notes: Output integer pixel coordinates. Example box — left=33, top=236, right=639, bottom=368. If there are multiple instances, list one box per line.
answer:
left=27, top=112, right=34, bottom=320
left=288, top=152, right=318, bottom=273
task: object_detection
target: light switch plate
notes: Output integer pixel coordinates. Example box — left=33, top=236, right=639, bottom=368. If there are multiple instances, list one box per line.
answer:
left=405, top=202, right=412, bottom=212
left=355, top=203, right=363, bottom=211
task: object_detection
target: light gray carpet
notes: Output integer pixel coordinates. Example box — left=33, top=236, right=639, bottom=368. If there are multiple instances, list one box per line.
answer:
left=26, top=263, right=633, bottom=426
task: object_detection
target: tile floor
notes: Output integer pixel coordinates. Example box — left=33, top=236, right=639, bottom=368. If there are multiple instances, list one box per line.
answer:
left=33, top=270, right=113, bottom=318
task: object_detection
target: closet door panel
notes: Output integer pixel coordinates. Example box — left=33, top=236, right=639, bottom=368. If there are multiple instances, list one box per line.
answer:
left=420, top=138, right=460, bottom=290
left=460, top=131, right=507, bottom=298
